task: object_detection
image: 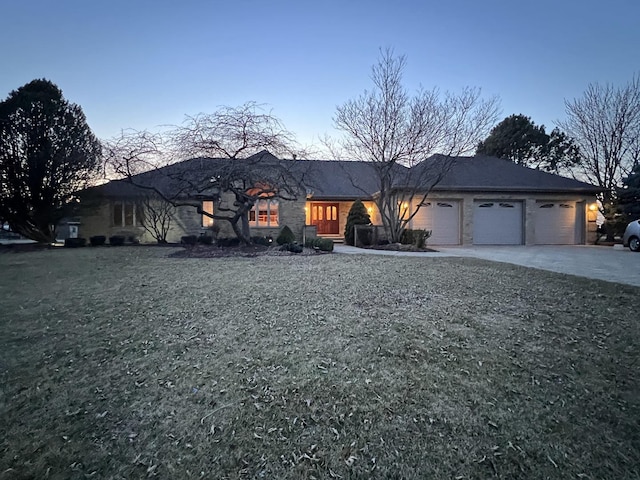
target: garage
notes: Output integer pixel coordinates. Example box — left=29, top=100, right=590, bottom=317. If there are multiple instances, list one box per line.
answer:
left=534, top=201, right=577, bottom=244
left=473, top=201, right=523, bottom=245
left=412, top=200, right=460, bottom=245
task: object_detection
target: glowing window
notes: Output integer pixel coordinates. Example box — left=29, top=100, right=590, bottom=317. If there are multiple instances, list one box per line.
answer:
left=202, top=201, right=214, bottom=227
left=249, top=200, right=279, bottom=227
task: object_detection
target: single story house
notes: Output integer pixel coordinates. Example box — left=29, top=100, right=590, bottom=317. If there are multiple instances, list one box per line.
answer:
left=76, top=151, right=602, bottom=245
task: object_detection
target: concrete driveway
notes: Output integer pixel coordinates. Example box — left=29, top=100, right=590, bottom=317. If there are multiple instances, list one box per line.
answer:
left=335, top=244, right=640, bottom=287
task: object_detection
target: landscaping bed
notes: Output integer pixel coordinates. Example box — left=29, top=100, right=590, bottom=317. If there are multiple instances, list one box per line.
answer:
left=1, top=247, right=638, bottom=479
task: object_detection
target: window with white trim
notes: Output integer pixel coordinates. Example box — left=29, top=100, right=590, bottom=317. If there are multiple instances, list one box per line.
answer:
left=202, top=201, right=214, bottom=227
left=249, top=199, right=279, bottom=227
left=113, top=201, right=143, bottom=227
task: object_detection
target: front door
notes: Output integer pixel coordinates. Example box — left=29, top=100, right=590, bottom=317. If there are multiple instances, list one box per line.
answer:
left=310, top=203, right=339, bottom=235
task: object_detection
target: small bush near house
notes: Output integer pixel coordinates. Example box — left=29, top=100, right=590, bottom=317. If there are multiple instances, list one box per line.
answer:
left=276, top=226, right=295, bottom=245
left=251, top=236, right=273, bottom=246
left=89, top=235, right=106, bottom=246
left=216, top=237, right=240, bottom=247
left=198, top=235, right=213, bottom=245
left=304, top=237, right=334, bottom=252
left=181, top=235, right=198, bottom=246
left=109, top=235, right=125, bottom=246
left=400, top=229, right=431, bottom=249
left=280, top=242, right=303, bottom=254
left=345, top=199, right=371, bottom=245
left=64, top=237, right=86, bottom=248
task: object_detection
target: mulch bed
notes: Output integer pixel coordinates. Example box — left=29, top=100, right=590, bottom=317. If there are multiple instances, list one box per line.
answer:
left=363, top=243, right=439, bottom=252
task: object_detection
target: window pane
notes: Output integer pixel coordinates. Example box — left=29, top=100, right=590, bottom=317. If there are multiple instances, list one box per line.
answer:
left=318, top=206, right=323, bottom=220
left=269, top=200, right=279, bottom=226
left=202, top=201, right=214, bottom=227
left=124, top=203, right=134, bottom=226
left=331, top=206, right=337, bottom=220
left=113, top=203, right=123, bottom=226
left=249, top=210, right=256, bottom=222
left=136, top=204, right=145, bottom=226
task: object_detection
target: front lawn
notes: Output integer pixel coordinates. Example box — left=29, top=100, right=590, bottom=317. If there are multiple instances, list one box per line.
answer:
left=1, top=247, right=638, bottom=479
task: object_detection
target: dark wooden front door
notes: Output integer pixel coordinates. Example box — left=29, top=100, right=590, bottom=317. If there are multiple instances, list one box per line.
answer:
left=310, top=203, right=339, bottom=235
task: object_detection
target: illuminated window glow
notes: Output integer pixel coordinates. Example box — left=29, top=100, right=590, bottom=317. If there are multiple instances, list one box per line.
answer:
left=249, top=199, right=279, bottom=227
left=202, top=201, right=214, bottom=227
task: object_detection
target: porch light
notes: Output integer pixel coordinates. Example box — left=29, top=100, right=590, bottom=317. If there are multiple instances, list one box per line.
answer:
left=588, top=203, right=597, bottom=211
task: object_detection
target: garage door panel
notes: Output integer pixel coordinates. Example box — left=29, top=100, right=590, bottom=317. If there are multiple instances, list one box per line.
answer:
left=473, top=201, right=523, bottom=245
left=412, top=200, right=460, bottom=245
left=534, top=202, right=576, bottom=244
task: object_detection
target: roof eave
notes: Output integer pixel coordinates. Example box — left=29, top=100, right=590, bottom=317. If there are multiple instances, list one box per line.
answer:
left=431, top=185, right=604, bottom=194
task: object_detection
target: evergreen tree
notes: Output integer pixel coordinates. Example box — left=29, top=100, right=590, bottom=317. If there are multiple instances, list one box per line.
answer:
left=617, top=164, right=640, bottom=221
left=0, top=79, right=101, bottom=242
left=344, top=199, right=371, bottom=245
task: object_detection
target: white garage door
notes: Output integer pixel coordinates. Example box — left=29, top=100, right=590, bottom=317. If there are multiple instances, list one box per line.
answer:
left=473, top=201, right=523, bottom=245
left=412, top=200, right=460, bottom=245
left=534, top=202, right=576, bottom=244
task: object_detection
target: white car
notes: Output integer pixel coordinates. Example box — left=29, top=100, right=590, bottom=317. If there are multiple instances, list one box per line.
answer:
left=623, top=219, right=640, bottom=252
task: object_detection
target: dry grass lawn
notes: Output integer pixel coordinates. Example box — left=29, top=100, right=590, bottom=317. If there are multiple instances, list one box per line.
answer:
left=0, top=246, right=638, bottom=479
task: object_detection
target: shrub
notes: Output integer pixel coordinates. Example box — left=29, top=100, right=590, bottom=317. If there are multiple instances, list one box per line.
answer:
left=251, top=235, right=273, bottom=246
left=304, top=237, right=334, bottom=252
left=216, top=237, right=240, bottom=247
left=400, top=229, right=431, bottom=248
left=181, top=235, right=198, bottom=245
left=109, top=235, right=125, bottom=246
left=198, top=235, right=213, bottom=245
left=89, top=235, right=106, bottom=246
left=280, top=242, right=303, bottom=253
left=64, top=237, right=86, bottom=248
left=345, top=199, right=371, bottom=246
left=276, top=225, right=295, bottom=245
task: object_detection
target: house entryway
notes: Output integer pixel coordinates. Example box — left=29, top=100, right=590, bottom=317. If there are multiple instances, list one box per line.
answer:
left=309, top=203, right=340, bottom=235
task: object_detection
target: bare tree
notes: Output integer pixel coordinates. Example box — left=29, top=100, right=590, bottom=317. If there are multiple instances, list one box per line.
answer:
left=558, top=75, right=640, bottom=239
left=102, top=103, right=305, bottom=244
left=331, top=49, right=500, bottom=242
left=139, top=193, right=175, bottom=243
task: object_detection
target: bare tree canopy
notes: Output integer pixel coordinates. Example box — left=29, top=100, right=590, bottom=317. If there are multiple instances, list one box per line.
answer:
left=558, top=75, right=640, bottom=237
left=331, top=49, right=501, bottom=242
left=477, top=114, right=581, bottom=174
left=0, top=79, right=102, bottom=242
left=102, top=103, right=304, bottom=244
left=172, top=102, right=299, bottom=160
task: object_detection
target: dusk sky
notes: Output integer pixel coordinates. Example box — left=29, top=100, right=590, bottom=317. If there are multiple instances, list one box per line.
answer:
left=2, top=0, right=638, bottom=154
